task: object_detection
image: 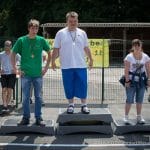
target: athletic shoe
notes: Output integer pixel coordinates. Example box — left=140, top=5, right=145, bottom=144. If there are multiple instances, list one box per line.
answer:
left=137, top=115, right=145, bottom=124
left=81, top=105, right=90, bottom=114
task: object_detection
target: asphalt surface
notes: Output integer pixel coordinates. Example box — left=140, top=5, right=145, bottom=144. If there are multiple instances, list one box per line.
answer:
left=0, top=103, right=150, bottom=150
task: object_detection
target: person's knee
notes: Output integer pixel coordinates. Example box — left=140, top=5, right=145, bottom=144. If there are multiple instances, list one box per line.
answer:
left=2, top=88, right=7, bottom=93
left=126, top=99, right=134, bottom=104
left=7, top=88, right=13, bottom=94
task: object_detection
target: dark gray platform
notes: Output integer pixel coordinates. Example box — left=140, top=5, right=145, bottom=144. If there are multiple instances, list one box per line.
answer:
left=113, top=119, right=150, bottom=135
left=57, top=108, right=113, bottom=135
left=0, top=118, right=55, bottom=135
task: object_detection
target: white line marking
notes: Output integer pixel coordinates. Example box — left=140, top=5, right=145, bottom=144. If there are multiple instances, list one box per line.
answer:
left=0, top=143, right=150, bottom=148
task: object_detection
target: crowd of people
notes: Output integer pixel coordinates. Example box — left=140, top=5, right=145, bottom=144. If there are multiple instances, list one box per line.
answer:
left=0, top=11, right=150, bottom=126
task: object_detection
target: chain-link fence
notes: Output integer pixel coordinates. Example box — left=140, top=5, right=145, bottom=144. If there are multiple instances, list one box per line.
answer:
left=0, top=38, right=150, bottom=106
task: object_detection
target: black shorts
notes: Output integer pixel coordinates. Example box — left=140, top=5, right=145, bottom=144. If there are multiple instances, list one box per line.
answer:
left=1, top=74, right=16, bottom=89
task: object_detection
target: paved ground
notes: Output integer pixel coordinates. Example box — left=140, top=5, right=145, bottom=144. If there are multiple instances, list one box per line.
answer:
left=0, top=68, right=150, bottom=149
left=0, top=103, right=150, bottom=150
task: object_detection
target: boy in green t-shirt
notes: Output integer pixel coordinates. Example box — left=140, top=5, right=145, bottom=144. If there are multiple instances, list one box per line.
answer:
left=11, top=19, right=51, bottom=126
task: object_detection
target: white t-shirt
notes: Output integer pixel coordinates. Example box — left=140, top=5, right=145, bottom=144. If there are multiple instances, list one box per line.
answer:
left=124, top=52, right=150, bottom=81
left=54, top=27, right=89, bottom=69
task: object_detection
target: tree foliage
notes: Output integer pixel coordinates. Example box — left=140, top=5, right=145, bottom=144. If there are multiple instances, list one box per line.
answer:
left=0, top=0, right=150, bottom=37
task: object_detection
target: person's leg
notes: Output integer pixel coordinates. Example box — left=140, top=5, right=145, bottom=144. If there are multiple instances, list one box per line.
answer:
left=62, top=69, right=75, bottom=113
left=18, top=76, right=31, bottom=125
left=2, top=88, right=8, bottom=107
left=7, top=74, right=17, bottom=106
left=74, top=68, right=89, bottom=114
left=1, top=75, right=9, bottom=110
left=33, top=77, right=44, bottom=125
left=30, top=84, right=33, bottom=104
left=22, top=77, right=31, bottom=116
left=124, top=86, right=135, bottom=123
left=6, top=88, right=13, bottom=105
left=41, top=81, right=45, bottom=106
left=136, top=86, right=145, bottom=124
left=125, top=103, right=132, bottom=116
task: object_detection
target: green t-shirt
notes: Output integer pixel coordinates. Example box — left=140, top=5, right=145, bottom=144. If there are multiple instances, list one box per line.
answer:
left=12, top=35, right=51, bottom=77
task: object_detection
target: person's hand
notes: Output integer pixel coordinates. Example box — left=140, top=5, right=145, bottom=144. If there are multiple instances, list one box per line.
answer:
left=125, top=82, right=130, bottom=87
left=42, top=67, right=48, bottom=76
left=0, top=69, right=4, bottom=74
left=88, top=59, right=93, bottom=70
left=147, top=80, right=150, bottom=87
left=52, top=61, right=57, bottom=71
left=17, top=69, right=25, bottom=77
left=12, top=67, right=17, bottom=74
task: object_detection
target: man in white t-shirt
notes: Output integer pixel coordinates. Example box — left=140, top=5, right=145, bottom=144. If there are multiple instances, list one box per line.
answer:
left=52, top=11, right=93, bottom=114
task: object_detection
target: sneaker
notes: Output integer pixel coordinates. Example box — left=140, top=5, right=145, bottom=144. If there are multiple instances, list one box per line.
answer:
left=18, top=117, right=30, bottom=125
left=35, top=118, right=45, bottom=126
left=123, top=115, right=130, bottom=125
left=67, top=105, right=74, bottom=114
left=137, top=115, right=145, bottom=124
left=81, top=105, right=90, bottom=114
left=2, top=106, right=9, bottom=113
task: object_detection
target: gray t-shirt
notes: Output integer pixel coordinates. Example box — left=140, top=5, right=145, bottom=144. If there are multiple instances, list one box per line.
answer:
left=0, top=51, right=20, bottom=74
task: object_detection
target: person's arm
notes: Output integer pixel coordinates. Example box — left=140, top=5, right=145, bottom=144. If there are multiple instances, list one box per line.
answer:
left=0, top=55, right=2, bottom=74
left=43, top=53, right=47, bottom=63
left=11, top=52, right=17, bottom=74
left=124, top=60, right=130, bottom=87
left=145, top=60, right=150, bottom=87
left=51, top=48, right=59, bottom=70
left=42, top=50, right=51, bottom=76
left=84, top=47, right=93, bottom=69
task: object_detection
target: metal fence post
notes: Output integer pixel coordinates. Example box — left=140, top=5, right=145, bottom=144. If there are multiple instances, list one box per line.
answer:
left=101, top=39, right=105, bottom=104
left=15, top=78, right=18, bottom=108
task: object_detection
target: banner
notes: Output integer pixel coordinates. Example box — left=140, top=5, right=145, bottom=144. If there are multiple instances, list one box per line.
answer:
left=46, top=39, right=109, bottom=68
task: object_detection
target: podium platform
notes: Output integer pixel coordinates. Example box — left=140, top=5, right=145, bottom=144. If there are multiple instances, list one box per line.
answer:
left=0, top=118, right=55, bottom=135
left=56, top=108, right=113, bottom=135
left=113, top=119, right=150, bottom=135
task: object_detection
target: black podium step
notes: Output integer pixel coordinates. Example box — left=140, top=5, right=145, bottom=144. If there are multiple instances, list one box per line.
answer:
left=57, top=108, right=113, bottom=135
left=113, top=119, right=150, bottom=135
left=0, top=118, right=55, bottom=135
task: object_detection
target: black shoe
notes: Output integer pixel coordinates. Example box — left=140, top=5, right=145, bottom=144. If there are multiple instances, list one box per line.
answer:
left=81, top=105, right=90, bottom=114
left=67, top=105, right=74, bottom=114
left=35, top=118, right=45, bottom=126
left=2, top=106, right=9, bottom=113
left=18, top=117, right=29, bottom=125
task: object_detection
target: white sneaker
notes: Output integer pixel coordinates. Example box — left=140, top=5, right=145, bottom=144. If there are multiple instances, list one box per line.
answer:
left=137, top=115, right=145, bottom=124
left=123, top=115, right=130, bottom=124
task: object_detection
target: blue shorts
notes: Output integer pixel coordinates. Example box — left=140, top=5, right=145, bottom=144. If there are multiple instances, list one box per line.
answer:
left=126, top=85, right=146, bottom=104
left=62, top=68, right=87, bottom=99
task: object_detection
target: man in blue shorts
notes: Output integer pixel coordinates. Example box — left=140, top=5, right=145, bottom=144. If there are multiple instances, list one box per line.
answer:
left=52, top=11, right=93, bottom=114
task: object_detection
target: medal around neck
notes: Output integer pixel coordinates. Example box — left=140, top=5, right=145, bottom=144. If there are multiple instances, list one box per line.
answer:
left=31, top=54, right=34, bottom=58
